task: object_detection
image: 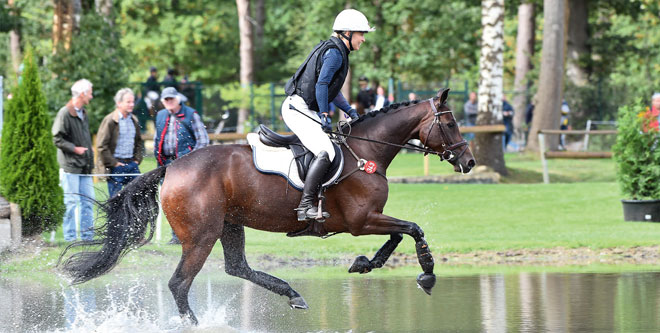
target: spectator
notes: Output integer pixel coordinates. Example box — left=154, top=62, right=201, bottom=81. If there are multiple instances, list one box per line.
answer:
left=559, top=99, right=571, bottom=150
left=356, top=76, right=375, bottom=114
left=145, top=66, right=159, bottom=93
left=374, top=85, right=390, bottom=110
left=524, top=97, right=535, bottom=145
left=464, top=91, right=478, bottom=126
left=502, top=94, right=514, bottom=149
left=96, top=88, right=144, bottom=198
left=652, top=92, right=660, bottom=114
left=52, top=79, right=95, bottom=242
left=408, top=92, right=418, bottom=101
left=162, top=68, right=179, bottom=90
left=180, top=74, right=195, bottom=106
left=154, top=87, right=209, bottom=244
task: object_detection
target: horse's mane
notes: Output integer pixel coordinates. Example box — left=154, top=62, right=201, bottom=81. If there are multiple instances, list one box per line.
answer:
left=351, top=99, right=425, bottom=126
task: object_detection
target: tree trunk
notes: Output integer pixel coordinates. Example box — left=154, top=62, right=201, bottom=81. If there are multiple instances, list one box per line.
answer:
left=566, top=0, right=589, bottom=87
left=8, top=0, right=21, bottom=75
left=526, top=0, right=566, bottom=152
left=253, top=0, right=264, bottom=77
left=475, top=0, right=507, bottom=175
left=53, top=0, right=78, bottom=53
left=512, top=1, right=535, bottom=147
left=236, top=0, right=253, bottom=133
left=95, top=0, right=113, bottom=25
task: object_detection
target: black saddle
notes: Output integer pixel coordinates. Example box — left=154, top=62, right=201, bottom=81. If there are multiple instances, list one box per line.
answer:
left=258, top=124, right=343, bottom=182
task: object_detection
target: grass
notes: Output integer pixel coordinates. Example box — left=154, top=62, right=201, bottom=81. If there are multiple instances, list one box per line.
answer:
left=2, top=150, right=647, bottom=277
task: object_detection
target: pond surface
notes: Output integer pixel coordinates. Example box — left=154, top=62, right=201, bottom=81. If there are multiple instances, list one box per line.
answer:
left=2, top=270, right=660, bottom=332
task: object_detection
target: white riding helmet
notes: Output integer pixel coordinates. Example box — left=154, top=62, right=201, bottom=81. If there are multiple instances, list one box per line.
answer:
left=332, top=9, right=375, bottom=32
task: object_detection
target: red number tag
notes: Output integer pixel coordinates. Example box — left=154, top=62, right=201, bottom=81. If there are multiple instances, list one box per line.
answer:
left=364, top=160, right=377, bottom=174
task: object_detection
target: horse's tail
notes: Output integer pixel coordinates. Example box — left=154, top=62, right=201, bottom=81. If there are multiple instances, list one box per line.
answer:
left=58, top=166, right=168, bottom=284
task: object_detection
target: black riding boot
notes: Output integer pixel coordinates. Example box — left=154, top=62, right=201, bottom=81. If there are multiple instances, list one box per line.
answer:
left=296, top=151, right=331, bottom=221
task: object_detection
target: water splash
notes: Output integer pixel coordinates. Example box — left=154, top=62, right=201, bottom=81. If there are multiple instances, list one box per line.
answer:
left=43, top=282, right=231, bottom=333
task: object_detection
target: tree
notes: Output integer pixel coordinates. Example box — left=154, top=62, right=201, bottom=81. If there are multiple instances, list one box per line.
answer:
left=0, top=47, right=64, bottom=236
left=512, top=1, right=535, bottom=144
left=236, top=0, right=254, bottom=133
left=6, top=0, right=21, bottom=74
left=526, top=0, right=566, bottom=152
left=566, top=0, right=589, bottom=87
left=44, top=13, right=132, bottom=132
left=474, top=0, right=507, bottom=175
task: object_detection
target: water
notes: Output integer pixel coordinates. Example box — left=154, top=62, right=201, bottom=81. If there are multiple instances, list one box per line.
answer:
left=2, top=270, right=660, bottom=332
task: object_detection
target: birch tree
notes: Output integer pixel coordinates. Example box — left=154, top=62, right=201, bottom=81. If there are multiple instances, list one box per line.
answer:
left=474, top=0, right=506, bottom=175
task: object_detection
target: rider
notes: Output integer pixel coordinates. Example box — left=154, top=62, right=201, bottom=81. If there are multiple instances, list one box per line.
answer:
left=282, top=9, right=374, bottom=222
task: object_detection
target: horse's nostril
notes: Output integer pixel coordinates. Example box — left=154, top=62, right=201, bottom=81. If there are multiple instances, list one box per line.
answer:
left=467, top=160, right=476, bottom=168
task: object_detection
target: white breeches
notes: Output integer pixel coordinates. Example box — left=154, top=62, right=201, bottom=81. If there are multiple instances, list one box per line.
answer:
left=281, top=95, right=335, bottom=162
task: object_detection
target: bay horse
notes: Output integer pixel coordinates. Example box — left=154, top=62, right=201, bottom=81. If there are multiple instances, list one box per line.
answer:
left=58, top=88, right=475, bottom=324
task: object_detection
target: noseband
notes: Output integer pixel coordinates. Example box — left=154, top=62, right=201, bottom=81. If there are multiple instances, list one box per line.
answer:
left=422, top=98, right=469, bottom=162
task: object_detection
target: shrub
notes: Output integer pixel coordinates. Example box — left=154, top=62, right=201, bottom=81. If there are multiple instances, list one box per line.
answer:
left=0, top=47, right=64, bottom=235
left=612, top=100, right=660, bottom=200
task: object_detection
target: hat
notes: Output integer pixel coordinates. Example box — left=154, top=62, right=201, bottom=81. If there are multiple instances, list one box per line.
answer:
left=150, top=66, right=157, bottom=72
left=358, top=76, right=369, bottom=82
left=161, top=87, right=179, bottom=99
left=653, top=92, right=660, bottom=100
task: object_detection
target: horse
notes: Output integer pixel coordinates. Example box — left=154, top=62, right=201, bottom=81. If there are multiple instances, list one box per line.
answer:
left=58, top=88, right=475, bottom=325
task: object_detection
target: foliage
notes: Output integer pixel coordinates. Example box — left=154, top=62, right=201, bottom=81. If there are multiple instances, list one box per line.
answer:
left=0, top=47, right=64, bottom=236
left=43, top=13, right=133, bottom=132
left=563, top=1, right=660, bottom=128
left=612, top=100, right=660, bottom=200
left=116, top=0, right=240, bottom=84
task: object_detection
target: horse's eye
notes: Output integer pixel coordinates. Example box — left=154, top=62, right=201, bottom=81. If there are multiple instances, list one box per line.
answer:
left=447, top=122, right=455, bottom=128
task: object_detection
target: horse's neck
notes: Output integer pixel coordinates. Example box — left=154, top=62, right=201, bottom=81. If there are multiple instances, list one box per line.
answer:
left=351, top=103, right=429, bottom=170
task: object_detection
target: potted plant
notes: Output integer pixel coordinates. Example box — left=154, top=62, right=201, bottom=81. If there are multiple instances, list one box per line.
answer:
left=612, top=100, right=660, bottom=222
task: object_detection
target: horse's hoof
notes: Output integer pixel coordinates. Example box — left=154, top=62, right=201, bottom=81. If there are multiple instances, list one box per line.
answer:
left=182, top=311, right=199, bottom=326
left=348, top=255, right=373, bottom=274
left=416, top=272, right=436, bottom=295
left=289, top=296, right=309, bottom=309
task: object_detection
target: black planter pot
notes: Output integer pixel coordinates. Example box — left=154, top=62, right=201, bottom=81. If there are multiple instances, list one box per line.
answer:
left=621, top=199, right=660, bottom=222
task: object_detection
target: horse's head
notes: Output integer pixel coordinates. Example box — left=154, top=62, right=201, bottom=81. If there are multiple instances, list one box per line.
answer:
left=419, top=88, right=476, bottom=173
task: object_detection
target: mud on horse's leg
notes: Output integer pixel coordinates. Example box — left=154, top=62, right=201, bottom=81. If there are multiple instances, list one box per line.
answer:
left=349, top=233, right=403, bottom=274
left=221, top=222, right=308, bottom=309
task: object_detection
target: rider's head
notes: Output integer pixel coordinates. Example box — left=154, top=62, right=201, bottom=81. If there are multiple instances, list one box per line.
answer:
left=332, top=9, right=375, bottom=51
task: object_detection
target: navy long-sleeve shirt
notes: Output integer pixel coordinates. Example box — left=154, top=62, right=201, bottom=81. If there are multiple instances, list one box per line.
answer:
left=315, top=48, right=351, bottom=115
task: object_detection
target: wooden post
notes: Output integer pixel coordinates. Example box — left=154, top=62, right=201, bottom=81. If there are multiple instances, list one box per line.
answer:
left=423, top=155, right=429, bottom=176
left=9, top=203, right=21, bottom=250
left=538, top=132, right=549, bottom=184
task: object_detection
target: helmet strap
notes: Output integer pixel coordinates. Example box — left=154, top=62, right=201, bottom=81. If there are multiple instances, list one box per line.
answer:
left=339, top=31, right=355, bottom=51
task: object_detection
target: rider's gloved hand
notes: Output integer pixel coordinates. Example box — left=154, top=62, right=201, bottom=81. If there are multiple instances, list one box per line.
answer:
left=347, top=109, right=359, bottom=122
left=321, top=113, right=332, bottom=132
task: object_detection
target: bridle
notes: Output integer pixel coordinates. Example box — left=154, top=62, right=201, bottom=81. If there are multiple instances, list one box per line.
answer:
left=421, top=98, right=469, bottom=162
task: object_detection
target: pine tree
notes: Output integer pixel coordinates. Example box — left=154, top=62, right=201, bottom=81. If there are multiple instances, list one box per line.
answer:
left=0, top=47, right=64, bottom=236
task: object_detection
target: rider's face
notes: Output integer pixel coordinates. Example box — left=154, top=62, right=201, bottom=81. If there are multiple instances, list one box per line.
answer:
left=351, top=32, right=365, bottom=51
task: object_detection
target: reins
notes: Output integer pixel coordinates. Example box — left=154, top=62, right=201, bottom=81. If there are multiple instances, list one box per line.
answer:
left=289, top=98, right=468, bottom=183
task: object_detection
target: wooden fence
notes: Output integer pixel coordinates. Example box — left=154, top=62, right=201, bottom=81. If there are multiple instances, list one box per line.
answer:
left=538, top=129, right=617, bottom=184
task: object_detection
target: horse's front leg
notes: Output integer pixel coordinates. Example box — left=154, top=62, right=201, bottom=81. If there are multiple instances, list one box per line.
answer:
left=352, top=213, right=436, bottom=295
left=348, top=233, right=403, bottom=274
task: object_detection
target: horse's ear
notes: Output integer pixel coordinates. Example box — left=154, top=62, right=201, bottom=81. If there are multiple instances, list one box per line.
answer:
left=437, top=88, right=450, bottom=104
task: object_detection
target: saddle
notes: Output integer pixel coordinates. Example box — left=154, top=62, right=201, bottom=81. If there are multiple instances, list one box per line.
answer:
left=246, top=125, right=344, bottom=191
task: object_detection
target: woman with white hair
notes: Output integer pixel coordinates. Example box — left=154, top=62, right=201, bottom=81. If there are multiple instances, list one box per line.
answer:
left=281, top=9, right=374, bottom=222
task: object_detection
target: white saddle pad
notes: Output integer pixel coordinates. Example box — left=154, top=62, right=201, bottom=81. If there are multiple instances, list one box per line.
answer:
left=247, top=133, right=343, bottom=191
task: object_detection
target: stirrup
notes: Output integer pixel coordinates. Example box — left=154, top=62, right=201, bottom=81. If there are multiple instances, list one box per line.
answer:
left=295, top=206, right=329, bottom=222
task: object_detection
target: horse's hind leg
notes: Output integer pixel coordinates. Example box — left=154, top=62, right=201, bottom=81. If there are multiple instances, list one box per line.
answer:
left=349, top=233, right=403, bottom=274
left=220, top=222, right=308, bottom=309
left=168, top=233, right=218, bottom=325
